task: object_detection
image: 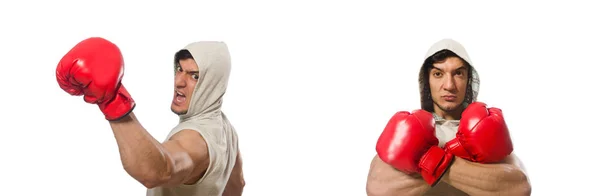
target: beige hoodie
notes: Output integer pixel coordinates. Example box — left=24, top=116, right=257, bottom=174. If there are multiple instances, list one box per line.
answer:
left=147, top=41, right=239, bottom=196
left=418, top=39, right=481, bottom=147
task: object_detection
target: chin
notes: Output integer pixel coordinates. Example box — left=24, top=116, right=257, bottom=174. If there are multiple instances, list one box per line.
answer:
left=170, top=106, right=183, bottom=114
left=435, top=101, right=462, bottom=112
left=446, top=104, right=464, bottom=111
left=171, top=109, right=187, bottom=115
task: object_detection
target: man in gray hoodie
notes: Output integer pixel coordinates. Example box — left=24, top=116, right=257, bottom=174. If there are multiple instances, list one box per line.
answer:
left=56, top=37, right=244, bottom=196
left=366, top=39, right=531, bottom=196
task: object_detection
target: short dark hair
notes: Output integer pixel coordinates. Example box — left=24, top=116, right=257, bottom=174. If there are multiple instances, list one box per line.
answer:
left=419, top=49, right=473, bottom=112
left=174, top=49, right=194, bottom=65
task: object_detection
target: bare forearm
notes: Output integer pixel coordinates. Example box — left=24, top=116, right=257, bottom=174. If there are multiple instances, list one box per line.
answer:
left=366, top=156, right=430, bottom=196
left=367, top=175, right=430, bottom=196
left=109, top=113, right=171, bottom=184
left=442, top=158, right=531, bottom=196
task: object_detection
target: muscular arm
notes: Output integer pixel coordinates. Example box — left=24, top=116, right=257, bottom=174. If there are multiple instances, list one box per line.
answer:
left=366, top=155, right=431, bottom=196
left=109, top=113, right=210, bottom=188
left=441, top=154, right=532, bottom=196
left=222, top=151, right=246, bottom=196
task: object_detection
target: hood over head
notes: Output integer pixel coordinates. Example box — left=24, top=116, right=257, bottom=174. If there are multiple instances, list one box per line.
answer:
left=174, top=41, right=231, bottom=122
left=418, top=39, right=480, bottom=115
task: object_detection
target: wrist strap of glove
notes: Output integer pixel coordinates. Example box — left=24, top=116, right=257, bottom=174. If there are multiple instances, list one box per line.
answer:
left=419, top=146, right=455, bottom=187
left=98, top=85, right=136, bottom=121
left=444, top=139, right=473, bottom=161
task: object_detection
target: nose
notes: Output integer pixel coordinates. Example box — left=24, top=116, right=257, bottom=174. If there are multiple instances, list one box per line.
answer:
left=442, top=75, right=457, bottom=92
left=175, top=73, right=186, bottom=88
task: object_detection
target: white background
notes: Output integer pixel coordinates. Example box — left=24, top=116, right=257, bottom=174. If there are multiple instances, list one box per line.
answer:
left=0, top=1, right=597, bottom=195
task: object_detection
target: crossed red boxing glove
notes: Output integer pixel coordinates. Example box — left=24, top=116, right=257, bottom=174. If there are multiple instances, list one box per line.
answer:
left=376, top=110, right=453, bottom=186
left=444, top=102, right=513, bottom=163
left=56, top=37, right=135, bottom=121
left=376, top=102, right=513, bottom=186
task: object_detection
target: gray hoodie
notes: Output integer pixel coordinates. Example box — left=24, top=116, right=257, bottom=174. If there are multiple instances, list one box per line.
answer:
left=418, top=39, right=481, bottom=147
left=147, top=41, right=239, bottom=196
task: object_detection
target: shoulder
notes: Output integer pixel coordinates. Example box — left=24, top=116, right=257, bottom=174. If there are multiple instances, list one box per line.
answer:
left=169, top=129, right=207, bottom=143
left=168, top=129, right=210, bottom=159
left=169, top=126, right=237, bottom=162
left=169, top=123, right=225, bottom=145
left=169, top=118, right=238, bottom=156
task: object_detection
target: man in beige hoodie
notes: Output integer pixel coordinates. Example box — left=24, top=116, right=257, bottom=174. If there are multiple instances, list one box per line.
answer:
left=366, top=39, right=532, bottom=196
left=56, top=37, right=244, bottom=196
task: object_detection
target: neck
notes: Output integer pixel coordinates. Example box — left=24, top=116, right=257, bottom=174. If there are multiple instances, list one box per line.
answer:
left=434, top=107, right=463, bottom=120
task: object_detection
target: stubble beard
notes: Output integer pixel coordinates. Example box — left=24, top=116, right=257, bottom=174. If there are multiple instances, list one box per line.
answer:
left=433, top=100, right=462, bottom=114
left=171, top=107, right=188, bottom=115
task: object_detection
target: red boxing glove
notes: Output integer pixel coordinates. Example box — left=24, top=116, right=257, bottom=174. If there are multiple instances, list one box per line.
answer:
left=56, top=37, right=135, bottom=121
left=444, top=102, right=513, bottom=163
left=376, top=110, right=454, bottom=186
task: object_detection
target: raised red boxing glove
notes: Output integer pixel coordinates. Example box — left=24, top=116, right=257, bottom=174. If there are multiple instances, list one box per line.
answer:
left=56, top=37, right=135, bottom=121
left=376, top=110, right=454, bottom=186
left=444, top=102, right=513, bottom=163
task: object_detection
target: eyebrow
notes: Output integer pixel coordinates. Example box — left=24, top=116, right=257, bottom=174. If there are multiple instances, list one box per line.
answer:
left=176, top=64, right=200, bottom=74
left=432, top=65, right=467, bottom=71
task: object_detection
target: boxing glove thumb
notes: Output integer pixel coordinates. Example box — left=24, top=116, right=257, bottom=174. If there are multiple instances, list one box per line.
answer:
left=444, top=102, right=513, bottom=163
